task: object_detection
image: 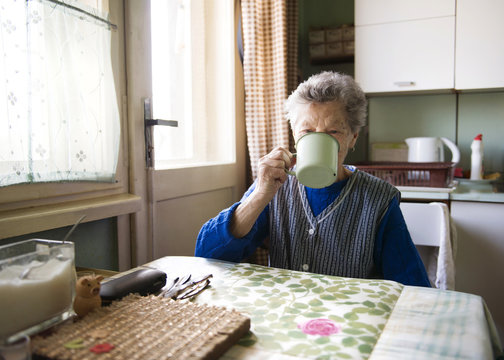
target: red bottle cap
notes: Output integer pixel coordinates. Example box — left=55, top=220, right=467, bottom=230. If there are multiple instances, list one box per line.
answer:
left=474, top=134, right=482, bottom=141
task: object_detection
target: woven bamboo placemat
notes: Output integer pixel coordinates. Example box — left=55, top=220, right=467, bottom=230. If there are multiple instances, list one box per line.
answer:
left=31, top=294, right=250, bottom=360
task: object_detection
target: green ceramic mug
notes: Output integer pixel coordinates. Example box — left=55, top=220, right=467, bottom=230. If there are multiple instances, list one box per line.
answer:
left=287, top=132, right=340, bottom=189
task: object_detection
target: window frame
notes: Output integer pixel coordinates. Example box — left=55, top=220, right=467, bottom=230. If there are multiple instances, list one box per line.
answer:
left=0, top=0, right=140, bottom=240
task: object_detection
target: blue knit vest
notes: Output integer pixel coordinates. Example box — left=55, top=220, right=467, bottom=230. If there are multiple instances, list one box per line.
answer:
left=268, top=169, right=399, bottom=278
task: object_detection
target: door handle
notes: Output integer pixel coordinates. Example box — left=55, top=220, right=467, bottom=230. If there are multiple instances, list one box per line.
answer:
left=144, top=98, right=178, bottom=168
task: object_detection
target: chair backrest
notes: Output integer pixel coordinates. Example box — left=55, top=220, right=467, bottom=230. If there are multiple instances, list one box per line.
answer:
left=399, top=202, right=448, bottom=247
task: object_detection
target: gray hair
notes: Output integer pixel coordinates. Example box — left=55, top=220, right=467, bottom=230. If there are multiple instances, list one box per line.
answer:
left=284, top=71, right=368, bottom=133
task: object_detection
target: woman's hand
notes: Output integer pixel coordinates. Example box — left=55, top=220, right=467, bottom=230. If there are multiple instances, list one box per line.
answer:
left=254, top=146, right=294, bottom=202
left=230, top=147, right=294, bottom=238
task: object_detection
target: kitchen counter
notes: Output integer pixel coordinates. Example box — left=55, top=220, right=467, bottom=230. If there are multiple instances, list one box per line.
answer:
left=450, top=179, right=504, bottom=203
left=399, top=188, right=451, bottom=201
left=399, top=179, right=504, bottom=203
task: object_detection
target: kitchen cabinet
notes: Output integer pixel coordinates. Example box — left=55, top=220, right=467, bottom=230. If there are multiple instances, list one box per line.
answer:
left=455, top=0, right=504, bottom=90
left=355, top=0, right=504, bottom=94
left=355, top=0, right=455, bottom=94
left=355, top=0, right=454, bottom=25
left=451, top=201, right=504, bottom=343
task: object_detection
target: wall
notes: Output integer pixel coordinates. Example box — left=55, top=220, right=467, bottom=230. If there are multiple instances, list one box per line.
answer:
left=0, top=218, right=119, bottom=270
left=457, top=92, right=504, bottom=173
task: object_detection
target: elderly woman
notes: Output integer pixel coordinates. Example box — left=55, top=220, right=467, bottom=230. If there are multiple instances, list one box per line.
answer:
left=195, top=71, right=430, bottom=287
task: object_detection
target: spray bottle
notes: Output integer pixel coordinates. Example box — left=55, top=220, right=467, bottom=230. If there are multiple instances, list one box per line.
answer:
left=470, top=134, right=484, bottom=180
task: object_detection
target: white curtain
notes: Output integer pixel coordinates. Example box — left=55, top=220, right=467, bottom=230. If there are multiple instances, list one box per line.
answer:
left=0, top=0, right=120, bottom=187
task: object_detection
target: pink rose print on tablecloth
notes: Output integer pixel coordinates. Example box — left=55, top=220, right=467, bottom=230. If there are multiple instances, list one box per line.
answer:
left=298, top=318, right=341, bottom=336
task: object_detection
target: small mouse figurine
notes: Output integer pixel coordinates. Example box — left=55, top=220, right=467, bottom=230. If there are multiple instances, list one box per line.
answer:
left=73, top=275, right=104, bottom=318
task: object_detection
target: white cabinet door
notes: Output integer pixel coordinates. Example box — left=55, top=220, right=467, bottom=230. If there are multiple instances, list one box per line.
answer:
left=355, top=17, right=455, bottom=93
left=355, top=0, right=455, bottom=26
left=455, top=0, right=504, bottom=90
left=451, top=201, right=504, bottom=343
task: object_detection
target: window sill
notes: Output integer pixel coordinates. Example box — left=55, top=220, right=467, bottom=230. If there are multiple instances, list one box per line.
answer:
left=0, top=193, right=142, bottom=239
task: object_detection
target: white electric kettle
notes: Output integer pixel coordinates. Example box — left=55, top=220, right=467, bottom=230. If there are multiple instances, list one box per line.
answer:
left=405, top=137, right=460, bottom=164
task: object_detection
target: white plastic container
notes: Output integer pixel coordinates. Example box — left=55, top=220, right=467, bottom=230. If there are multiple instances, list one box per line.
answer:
left=470, top=134, right=484, bottom=180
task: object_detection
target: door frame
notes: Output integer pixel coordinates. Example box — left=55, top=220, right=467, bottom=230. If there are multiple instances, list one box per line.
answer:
left=124, top=0, right=246, bottom=266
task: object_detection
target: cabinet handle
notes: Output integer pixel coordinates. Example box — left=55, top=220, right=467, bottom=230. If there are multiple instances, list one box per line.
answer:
left=393, top=81, right=416, bottom=87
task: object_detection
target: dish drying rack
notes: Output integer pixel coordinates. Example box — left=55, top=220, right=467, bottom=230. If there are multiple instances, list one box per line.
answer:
left=355, top=162, right=456, bottom=188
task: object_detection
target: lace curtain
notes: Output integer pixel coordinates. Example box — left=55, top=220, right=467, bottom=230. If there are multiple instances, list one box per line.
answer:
left=0, top=0, right=120, bottom=187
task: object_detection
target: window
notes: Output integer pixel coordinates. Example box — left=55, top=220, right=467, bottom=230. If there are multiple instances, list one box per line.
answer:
left=0, top=0, right=120, bottom=187
left=150, top=0, right=235, bottom=169
left=0, top=1, right=135, bottom=239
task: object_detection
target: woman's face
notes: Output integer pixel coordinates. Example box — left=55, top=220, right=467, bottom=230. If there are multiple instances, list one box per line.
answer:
left=293, top=100, right=358, bottom=179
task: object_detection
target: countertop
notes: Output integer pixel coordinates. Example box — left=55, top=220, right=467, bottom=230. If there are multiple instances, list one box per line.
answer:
left=400, top=179, right=504, bottom=203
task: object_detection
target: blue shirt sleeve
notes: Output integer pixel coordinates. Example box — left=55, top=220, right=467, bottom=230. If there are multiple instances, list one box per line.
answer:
left=374, top=197, right=431, bottom=287
left=194, top=182, right=269, bottom=262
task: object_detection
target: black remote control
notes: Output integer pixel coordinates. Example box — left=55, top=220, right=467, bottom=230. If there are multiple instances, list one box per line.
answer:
left=100, top=268, right=167, bottom=305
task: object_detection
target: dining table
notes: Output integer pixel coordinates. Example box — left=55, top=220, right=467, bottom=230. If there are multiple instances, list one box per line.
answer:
left=134, top=256, right=501, bottom=360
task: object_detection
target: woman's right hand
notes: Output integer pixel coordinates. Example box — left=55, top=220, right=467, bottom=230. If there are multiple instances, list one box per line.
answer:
left=254, top=146, right=294, bottom=203
left=230, top=147, right=294, bottom=238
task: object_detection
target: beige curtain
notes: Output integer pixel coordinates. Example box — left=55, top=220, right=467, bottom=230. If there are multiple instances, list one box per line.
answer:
left=241, top=0, right=298, bottom=180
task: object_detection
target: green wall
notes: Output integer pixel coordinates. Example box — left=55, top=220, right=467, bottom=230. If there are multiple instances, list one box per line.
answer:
left=0, top=218, right=119, bottom=270
left=458, top=93, right=504, bottom=173
left=368, top=95, right=457, bottom=142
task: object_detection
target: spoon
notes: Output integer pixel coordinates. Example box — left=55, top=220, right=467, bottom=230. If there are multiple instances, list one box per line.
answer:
left=61, top=215, right=86, bottom=243
left=20, top=215, right=86, bottom=279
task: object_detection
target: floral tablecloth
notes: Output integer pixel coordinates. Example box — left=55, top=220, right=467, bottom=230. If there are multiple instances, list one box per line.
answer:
left=146, top=256, right=502, bottom=360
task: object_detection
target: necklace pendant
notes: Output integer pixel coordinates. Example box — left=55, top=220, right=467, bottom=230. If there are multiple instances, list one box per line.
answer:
left=308, top=228, right=315, bottom=235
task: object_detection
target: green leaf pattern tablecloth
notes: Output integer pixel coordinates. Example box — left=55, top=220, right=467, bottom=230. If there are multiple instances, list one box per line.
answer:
left=196, top=263, right=403, bottom=360
left=146, top=257, right=502, bottom=360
